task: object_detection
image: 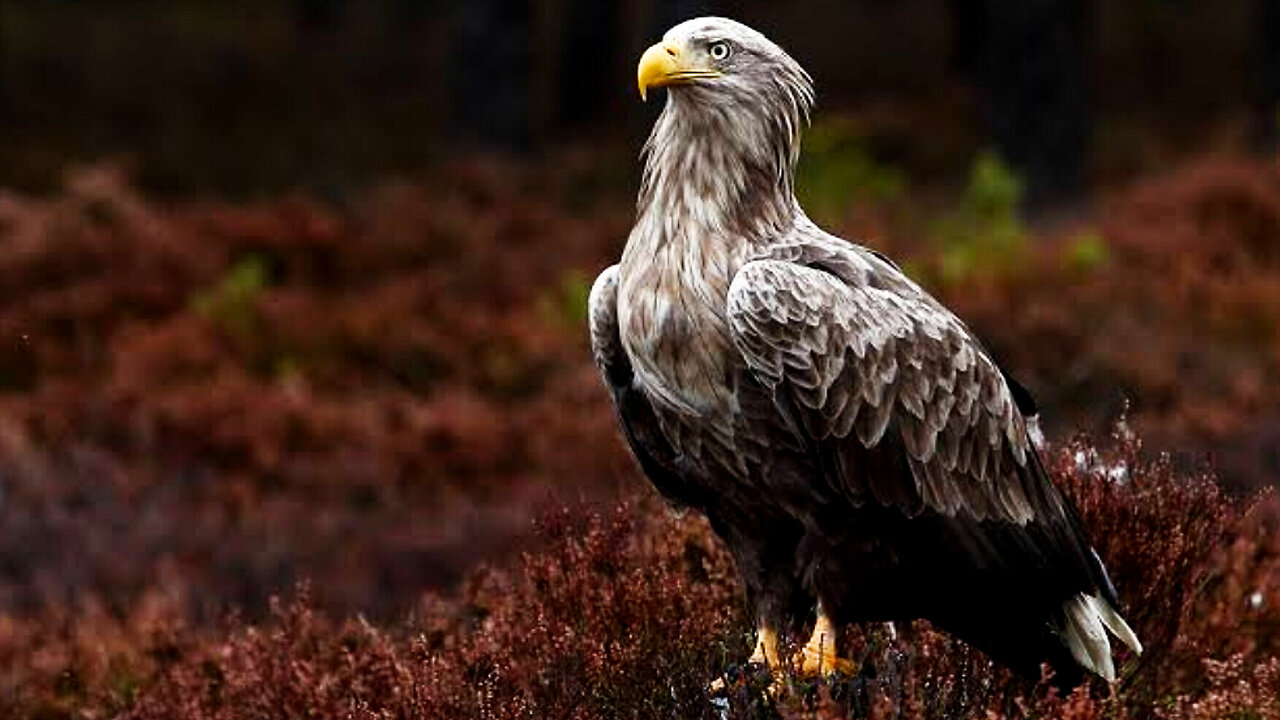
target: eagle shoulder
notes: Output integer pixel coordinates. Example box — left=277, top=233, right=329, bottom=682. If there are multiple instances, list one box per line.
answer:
left=589, top=264, right=699, bottom=508
left=589, top=265, right=628, bottom=386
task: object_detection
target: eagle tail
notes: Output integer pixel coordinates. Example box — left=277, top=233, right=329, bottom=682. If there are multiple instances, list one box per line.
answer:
left=1060, top=593, right=1142, bottom=682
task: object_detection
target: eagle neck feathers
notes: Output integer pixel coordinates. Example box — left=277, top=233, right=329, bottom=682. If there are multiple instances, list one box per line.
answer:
left=631, top=88, right=805, bottom=250
left=617, top=85, right=808, bottom=418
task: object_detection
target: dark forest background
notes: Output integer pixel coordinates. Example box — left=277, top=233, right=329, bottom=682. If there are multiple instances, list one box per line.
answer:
left=1, top=0, right=1277, bottom=199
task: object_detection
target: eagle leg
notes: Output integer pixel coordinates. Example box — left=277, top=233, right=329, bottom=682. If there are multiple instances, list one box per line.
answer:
left=795, top=605, right=857, bottom=677
left=747, top=624, right=782, bottom=668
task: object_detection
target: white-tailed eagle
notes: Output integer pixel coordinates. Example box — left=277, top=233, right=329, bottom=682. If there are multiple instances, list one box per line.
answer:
left=589, top=17, right=1140, bottom=687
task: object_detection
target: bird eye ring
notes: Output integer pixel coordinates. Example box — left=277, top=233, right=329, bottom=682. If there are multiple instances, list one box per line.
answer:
left=709, top=42, right=731, bottom=60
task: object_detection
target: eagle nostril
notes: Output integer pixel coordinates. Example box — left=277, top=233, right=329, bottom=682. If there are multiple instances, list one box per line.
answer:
left=664, top=44, right=679, bottom=58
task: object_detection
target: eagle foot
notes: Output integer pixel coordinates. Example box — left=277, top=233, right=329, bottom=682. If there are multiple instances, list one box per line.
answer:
left=795, top=643, right=858, bottom=678
left=747, top=625, right=782, bottom=669
left=794, top=610, right=857, bottom=678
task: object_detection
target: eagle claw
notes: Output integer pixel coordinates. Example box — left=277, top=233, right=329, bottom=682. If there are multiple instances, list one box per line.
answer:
left=793, top=608, right=857, bottom=677
left=795, top=643, right=858, bottom=678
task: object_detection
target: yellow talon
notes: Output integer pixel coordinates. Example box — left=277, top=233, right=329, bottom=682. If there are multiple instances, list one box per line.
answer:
left=795, top=609, right=858, bottom=677
left=748, top=625, right=782, bottom=669
left=797, top=643, right=858, bottom=677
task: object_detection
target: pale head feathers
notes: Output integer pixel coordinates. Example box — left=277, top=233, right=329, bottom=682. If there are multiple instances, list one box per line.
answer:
left=634, top=17, right=814, bottom=246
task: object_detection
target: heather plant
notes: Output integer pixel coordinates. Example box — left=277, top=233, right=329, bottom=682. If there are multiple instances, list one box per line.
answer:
left=929, top=150, right=1030, bottom=285
left=1161, top=655, right=1280, bottom=720
left=0, top=162, right=630, bottom=622
left=6, top=430, right=1253, bottom=720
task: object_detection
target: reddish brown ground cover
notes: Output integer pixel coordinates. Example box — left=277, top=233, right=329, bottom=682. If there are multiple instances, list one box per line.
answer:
left=1, top=154, right=1279, bottom=717
left=944, top=158, right=1280, bottom=490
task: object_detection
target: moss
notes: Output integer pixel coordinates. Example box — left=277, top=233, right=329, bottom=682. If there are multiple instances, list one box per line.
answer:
left=537, top=269, right=593, bottom=330
left=1063, top=230, right=1111, bottom=273
left=929, top=150, right=1029, bottom=285
left=796, top=118, right=905, bottom=226
left=190, top=253, right=270, bottom=339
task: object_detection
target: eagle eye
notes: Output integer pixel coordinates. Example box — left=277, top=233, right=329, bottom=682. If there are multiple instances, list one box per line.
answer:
left=709, top=41, right=731, bottom=61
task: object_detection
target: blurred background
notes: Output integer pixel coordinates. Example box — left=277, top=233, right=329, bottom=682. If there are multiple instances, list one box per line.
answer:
left=2, top=0, right=1280, bottom=697
left=3, top=0, right=1277, bottom=196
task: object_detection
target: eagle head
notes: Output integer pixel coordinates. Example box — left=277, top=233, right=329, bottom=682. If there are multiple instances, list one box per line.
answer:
left=637, top=17, right=811, bottom=108
left=637, top=18, right=813, bottom=149
left=633, top=18, right=814, bottom=229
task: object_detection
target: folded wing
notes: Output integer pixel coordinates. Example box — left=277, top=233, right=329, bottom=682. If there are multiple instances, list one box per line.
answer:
left=725, top=250, right=1139, bottom=679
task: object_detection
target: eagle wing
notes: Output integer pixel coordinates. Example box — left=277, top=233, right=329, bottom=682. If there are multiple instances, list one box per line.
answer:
left=724, top=247, right=1144, bottom=678
left=589, top=265, right=697, bottom=507
left=726, top=249, right=1076, bottom=531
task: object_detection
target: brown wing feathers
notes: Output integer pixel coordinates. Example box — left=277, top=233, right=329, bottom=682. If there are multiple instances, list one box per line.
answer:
left=727, top=252, right=1121, bottom=604
left=727, top=257, right=1045, bottom=525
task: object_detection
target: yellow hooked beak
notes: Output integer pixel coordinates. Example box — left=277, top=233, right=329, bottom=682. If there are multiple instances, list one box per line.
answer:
left=637, top=40, right=722, bottom=101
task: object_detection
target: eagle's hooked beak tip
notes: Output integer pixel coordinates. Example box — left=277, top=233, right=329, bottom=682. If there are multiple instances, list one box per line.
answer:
left=637, top=41, right=682, bottom=102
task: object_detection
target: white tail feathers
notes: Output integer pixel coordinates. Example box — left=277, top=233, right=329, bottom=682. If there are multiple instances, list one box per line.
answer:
left=1059, top=593, right=1142, bottom=682
left=1095, top=595, right=1143, bottom=656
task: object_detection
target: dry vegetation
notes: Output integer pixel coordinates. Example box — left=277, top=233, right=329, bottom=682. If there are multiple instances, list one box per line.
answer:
left=4, top=437, right=1273, bottom=720
left=2, top=153, right=1280, bottom=718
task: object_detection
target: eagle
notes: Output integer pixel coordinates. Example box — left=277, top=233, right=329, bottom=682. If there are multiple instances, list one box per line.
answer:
left=588, top=17, right=1141, bottom=687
